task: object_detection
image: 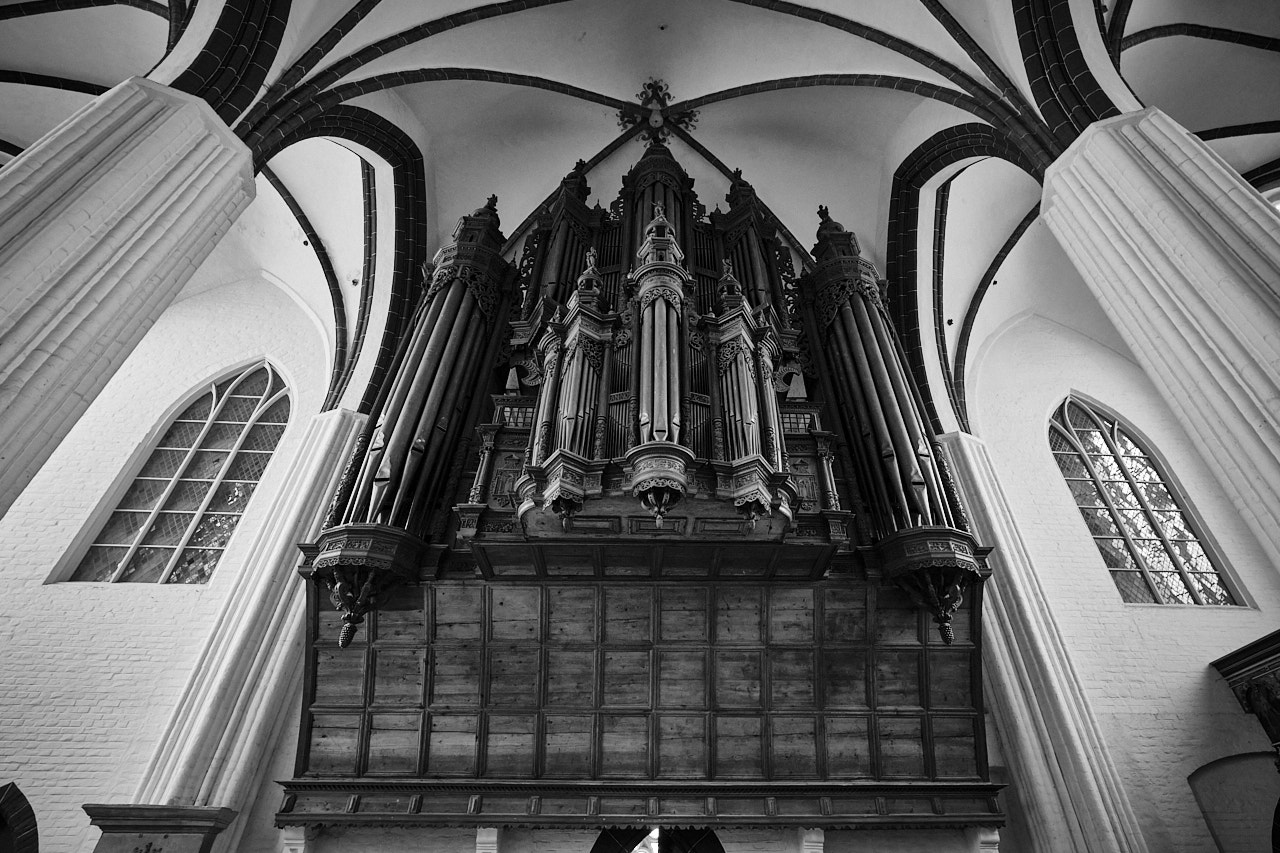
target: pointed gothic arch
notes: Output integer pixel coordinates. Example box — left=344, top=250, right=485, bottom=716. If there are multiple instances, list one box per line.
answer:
left=590, top=828, right=726, bottom=853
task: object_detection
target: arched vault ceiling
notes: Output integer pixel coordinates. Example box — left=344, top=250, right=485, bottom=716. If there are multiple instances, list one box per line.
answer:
left=1123, top=0, right=1280, bottom=38
left=328, top=0, right=966, bottom=103
left=319, top=0, right=989, bottom=99
left=1123, top=39, right=1280, bottom=133
left=0, top=6, right=166, bottom=87
left=5, top=0, right=1279, bottom=421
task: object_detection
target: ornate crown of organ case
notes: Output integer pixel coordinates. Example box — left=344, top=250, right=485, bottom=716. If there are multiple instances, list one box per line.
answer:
left=282, top=141, right=1000, bottom=834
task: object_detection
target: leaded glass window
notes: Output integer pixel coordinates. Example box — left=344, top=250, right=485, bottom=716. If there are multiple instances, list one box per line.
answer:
left=1049, top=396, right=1236, bottom=605
left=69, top=362, right=290, bottom=584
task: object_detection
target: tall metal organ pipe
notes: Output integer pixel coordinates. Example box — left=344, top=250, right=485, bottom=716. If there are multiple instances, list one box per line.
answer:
left=805, top=206, right=956, bottom=536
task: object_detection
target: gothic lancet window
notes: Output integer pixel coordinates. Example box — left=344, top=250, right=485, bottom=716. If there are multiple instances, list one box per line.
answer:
left=1049, top=396, right=1236, bottom=605
left=68, top=361, right=290, bottom=584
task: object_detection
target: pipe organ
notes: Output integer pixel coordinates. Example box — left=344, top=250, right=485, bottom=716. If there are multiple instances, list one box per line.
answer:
left=288, top=141, right=998, bottom=836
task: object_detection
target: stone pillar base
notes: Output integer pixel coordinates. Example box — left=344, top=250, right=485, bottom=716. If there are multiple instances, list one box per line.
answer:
left=84, top=805, right=236, bottom=853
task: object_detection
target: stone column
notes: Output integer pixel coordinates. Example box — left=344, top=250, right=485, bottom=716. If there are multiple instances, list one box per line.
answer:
left=1042, top=106, right=1280, bottom=564
left=0, top=76, right=254, bottom=519
left=940, top=432, right=1149, bottom=853
left=131, top=409, right=365, bottom=853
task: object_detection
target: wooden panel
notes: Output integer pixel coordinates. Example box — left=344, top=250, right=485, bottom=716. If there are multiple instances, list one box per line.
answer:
left=658, top=714, right=707, bottom=777
left=825, top=716, right=872, bottom=778
left=770, top=716, right=818, bottom=777
left=875, top=650, right=922, bottom=707
left=932, top=717, right=979, bottom=778
left=546, top=649, right=595, bottom=706
left=600, top=715, right=648, bottom=776
left=878, top=717, right=925, bottom=777
left=604, top=587, right=652, bottom=643
left=769, top=587, right=814, bottom=643
left=434, top=586, right=483, bottom=640
left=430, top=648, right=480, bottom=706
left=367, top=713, right=419, bottom=774
left=823, top=587, right=866, bottom=643
left=769, top=650, right=814, bottom=707
left=544, top=714, right=593, bottom=776
left=487, top=646, right=539, bottom=706
left=660, top=587, right=708, bottom=641
left=821, top=650, right=868, bottom=708
left=658, top=650, right=706, bottom=707
left=374, top=586, right=428, bottom=642
left=714, top=650, right=761, bottom=707
left=309, top=713, right=360, bottom=774
left=603, top=650, right=651, bottom=706
left=314, top=650, right=365, bottom=706
left=372, top=650, right=423, bottom=706
left=874, top=586, right=921, bottom=644
left=548, top=587, right=596, bottom=642
left=715, top=716, right=762, bottom=776
left=427, top=714, right=478, bottom=775
left=715, top=587, right=763, bottom=643
left=485, top=714, right=536, bottom=776
left=490, top=586, right=541, bottom=640
left=928, top=650, right=973, bottom=707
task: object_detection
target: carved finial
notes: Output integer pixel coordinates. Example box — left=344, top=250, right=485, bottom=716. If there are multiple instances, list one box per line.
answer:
left=573, top=158, right=587, bottom=173
left=585, top=246, right=599, bottom=273
left=485, top=194, right=498, bottom=211
left=817, top=204, right=830, bottom=222
left=653, top=202, right=666, bottom=221
left=732, top=167, right=743, bottom=181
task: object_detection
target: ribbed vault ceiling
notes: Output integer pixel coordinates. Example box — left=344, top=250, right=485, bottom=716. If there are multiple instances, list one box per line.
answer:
left=0, top=0, right=1277, bottom=425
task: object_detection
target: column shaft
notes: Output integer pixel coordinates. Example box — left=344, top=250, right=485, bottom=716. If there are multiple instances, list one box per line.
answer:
left=0, top=76, right=254, bottom=518
left=1043, top=106, right=1280, bottom=563
left=132, top=410, right=365, bottom=850
left=940, top=431, right=1149, bottom=853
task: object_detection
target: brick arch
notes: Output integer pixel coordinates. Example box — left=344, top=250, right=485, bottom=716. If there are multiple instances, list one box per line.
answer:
left=256, top=105, right=427, bottom=415
left=884, top=123, right=1042, bottom=432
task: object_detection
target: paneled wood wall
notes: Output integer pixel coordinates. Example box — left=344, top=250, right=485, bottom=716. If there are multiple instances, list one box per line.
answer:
left=302, top=575, right=984, bottom=783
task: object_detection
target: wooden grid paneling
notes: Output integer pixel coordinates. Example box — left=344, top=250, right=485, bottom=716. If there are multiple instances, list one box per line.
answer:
left=303, top=578, right=983, bottom=783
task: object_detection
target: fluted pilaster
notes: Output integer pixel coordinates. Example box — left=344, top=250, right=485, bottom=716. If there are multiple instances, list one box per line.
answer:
left=1043, top=106, right=1280, bottom=564
left=0, top=76, right=254, bottom=518
left=941, top=431, right=1149, bottom=853
left=132, top=409, right=364, bottom=851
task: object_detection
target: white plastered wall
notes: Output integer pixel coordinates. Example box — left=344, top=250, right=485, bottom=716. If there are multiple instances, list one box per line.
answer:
left=0, top=275, right=329, bottom=852
left=970, top=306, right=1280, bottom=852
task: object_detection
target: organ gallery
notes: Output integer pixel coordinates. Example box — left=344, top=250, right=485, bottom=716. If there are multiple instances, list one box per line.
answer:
left=289, top=140, right=997, bottom=833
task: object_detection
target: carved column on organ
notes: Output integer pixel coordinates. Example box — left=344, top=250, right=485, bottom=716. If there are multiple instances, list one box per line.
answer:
left=536, top=250, right=613, bottom=523
left=804, top=206, right=987, bottom=643
left=707, top=258, right=792, bottom=525
left=625, top=204, right=695, bottom=522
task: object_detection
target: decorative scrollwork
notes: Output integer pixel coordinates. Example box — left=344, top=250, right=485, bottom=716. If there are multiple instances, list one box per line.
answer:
left=717, top=338, right=754, bottom=377
left=814, top=278, right=855, bottom=329
left=580, top=338, right=605, bottom=372
left=639, top=284, right=683, bottom=312
left=430, top=263, right=501, bottom=321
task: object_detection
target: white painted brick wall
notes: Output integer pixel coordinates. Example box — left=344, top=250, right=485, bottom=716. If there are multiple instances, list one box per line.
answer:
left=971, top=313, right=1280, bottom=852
left=0, top=277, right=328, bottom=853
left=825, top=829, right=975, bottom=852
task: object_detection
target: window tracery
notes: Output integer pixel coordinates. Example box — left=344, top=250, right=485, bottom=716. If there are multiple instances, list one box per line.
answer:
left=68, top=361, right=290, bottom=584
left=1049, top=396, right=1235, bottom=605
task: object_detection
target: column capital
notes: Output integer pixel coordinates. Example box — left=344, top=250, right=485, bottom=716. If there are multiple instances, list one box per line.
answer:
left=84, top=805, right=236, bottom=853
